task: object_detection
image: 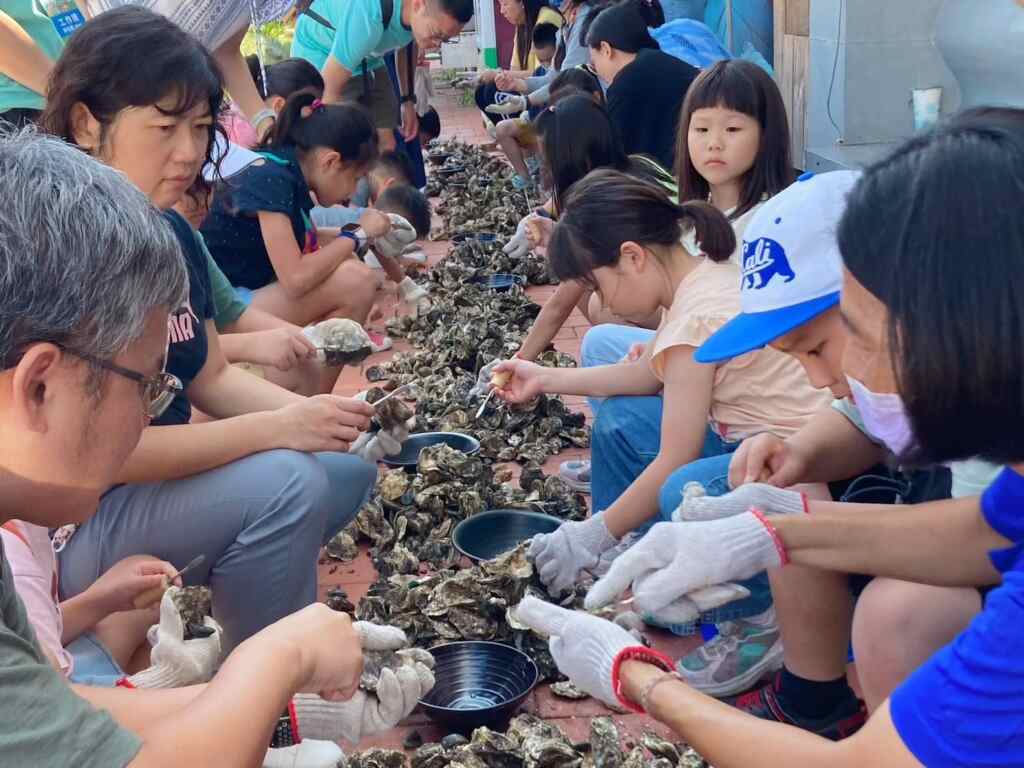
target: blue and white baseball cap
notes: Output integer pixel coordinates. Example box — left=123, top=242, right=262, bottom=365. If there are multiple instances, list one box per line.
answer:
left=695, top=170, right=861, bottom=364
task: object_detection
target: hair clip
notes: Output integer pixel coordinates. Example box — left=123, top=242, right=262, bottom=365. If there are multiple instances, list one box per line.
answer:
left=311, top=98, right=325, bottom=111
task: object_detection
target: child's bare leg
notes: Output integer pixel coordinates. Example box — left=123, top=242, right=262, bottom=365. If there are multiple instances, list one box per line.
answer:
left=251, top=260, right=382, bottom=326
left=374, top=251, right=406, bottom=285
left=91, top=606, right=159, bottom=672
left=497, top=120, right=532, bottom=181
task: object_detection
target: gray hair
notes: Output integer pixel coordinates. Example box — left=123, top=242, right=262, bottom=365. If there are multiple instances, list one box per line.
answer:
left=0, top=128, right=189, bottom=368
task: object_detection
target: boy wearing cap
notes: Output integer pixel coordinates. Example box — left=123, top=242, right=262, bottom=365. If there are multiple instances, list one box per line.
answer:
left=658, top=171, right=999, bottom=738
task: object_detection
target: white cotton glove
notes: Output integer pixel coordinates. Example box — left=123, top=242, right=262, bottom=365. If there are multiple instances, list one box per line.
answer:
left=352, top=620, right=409, bottom=650
left=486, top=95, right=527, bottom=116
left=673, top=481, right=808, bottom=522
left=373, top=214, right=418, bottom=260
left=503, top=215, right=536, bottom=260
left=349, top=427, right=407, bottom=463
left=263, top=740, right=344, bottom=768
left=513, top=596, right=638, bottom=708
left=528, top=512, right=618, bottom=597
left=397, top=276, right=429, bottom=305
left=584, top=516, right=786, bottom=626
left=469, top=358, right=504, bottom=398
left=127, top=587, right=222, bottom=688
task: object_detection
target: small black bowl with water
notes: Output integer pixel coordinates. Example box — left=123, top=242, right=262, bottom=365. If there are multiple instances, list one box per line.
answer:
left=420, top=641, right=539, bottom=734
left=453, top=509, right=561, bottom=562
left=381, top=432, right=481, bottom=473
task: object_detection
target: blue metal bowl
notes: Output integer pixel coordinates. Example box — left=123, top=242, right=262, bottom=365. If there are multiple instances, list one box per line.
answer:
left=453, top=509, right=562, bottom=562
left=381, top=432, right=481, bottom=473
left=471, top=273, right=526, bottom=292
left=419, top=641, right=539, bottom=734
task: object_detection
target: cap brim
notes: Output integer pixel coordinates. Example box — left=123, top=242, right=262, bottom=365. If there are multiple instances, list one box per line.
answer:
left=695, top=292, right=840, bottom=364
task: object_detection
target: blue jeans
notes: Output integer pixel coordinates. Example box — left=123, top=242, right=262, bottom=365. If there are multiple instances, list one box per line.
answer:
left=59, top=450, right=376, bottom=654
left=658, top=453, right=773, bottom=631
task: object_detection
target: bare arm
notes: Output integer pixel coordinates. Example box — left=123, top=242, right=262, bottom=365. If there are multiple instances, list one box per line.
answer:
left=189, top=320, right=304, bottom=418
left=77, top=640, right=298, bottom=768
left=0, top=10, right=54, bottom=96
left=518, top=281, right=587, bottom=362
left=213, top=27, right=272, bottom=136
left=787, top=406, right=886, bottom=482
left=322, top=56, right=354, bottom=103
left=259, top=211, right=359, bottom=298
left=535, top=347, right=662, bottom=398
left=602, top=347, right=715, bottom=537
left=775, top=495, right=1006, bottom=586
left=621, top=662, right=922, bottom=768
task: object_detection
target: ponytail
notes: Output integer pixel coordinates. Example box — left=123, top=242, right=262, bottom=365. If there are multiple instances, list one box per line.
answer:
left=548, top=169, right=735, bottom=287
left=261, top=91, right=378, bottom=168
left=586, top=0, right=661, bottom=54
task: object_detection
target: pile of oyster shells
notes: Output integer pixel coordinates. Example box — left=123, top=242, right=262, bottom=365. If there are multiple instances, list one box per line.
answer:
left=355, top=544, right=589, bottom=683
left=425, top=140, right=531, bottom=239
left=345, top=714, right=710, bottom=768
left=343, top=444, right=587, bottom=574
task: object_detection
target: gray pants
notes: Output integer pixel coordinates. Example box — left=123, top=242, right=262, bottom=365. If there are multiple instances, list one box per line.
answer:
left=58, top=450, right=376, bottom=653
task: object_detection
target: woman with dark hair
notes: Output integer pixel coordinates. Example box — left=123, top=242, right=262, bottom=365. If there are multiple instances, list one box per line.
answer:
left=587, top=0, right=699, bottom=168
left=472, top=0, right=562, bottom=125
left=514, top=107, right=1024, bottom=767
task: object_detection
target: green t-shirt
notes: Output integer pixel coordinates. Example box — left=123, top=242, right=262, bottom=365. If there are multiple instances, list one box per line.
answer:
left=0, top=539, right=142, bottom=765
left=198, top=231, right=248, bottom=329
left=291, top=0, right=412, bottom=74
left=0, top=0, right=65, bottom=111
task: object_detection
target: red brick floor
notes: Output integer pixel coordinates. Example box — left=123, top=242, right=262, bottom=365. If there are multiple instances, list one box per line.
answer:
left=321, top=83, right=701, bottom=752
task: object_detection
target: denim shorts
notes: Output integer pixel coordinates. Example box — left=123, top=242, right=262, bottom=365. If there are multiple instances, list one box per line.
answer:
left=67, top=632, right=124, bottom=687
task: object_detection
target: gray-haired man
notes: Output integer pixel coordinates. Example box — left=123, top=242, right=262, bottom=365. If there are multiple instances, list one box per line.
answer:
left=0, top=130, right=388, bottom=766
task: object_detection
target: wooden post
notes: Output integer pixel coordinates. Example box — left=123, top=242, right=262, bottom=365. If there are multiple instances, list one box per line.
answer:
left=772, top=0, right=809, bottom=168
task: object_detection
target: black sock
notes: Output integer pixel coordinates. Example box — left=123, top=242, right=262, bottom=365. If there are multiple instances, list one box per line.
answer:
left=777, top=667, right=854, bottom=719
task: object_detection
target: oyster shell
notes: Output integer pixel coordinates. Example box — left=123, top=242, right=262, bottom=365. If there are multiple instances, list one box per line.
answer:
left=313, top=318, right=373, bottom=365
left=590, top=718, right=624, bottom=768
left=173, top=586, right=212, bottom=639
left=325, top=530, right=358, bottom=562
left=549, top=681, right=588, bottom=700
left=348, top=749, right=407, bottom=768
left=360, top=646, right=435, bottom=692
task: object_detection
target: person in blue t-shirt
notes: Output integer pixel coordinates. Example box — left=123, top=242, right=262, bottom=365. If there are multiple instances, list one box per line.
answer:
left=508, top=106, right=1024, bottom=766
left=291, top=0, right=474, bottom=151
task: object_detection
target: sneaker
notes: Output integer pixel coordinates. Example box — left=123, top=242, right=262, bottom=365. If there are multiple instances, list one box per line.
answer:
left=677, top=607, right=784, bottom=697
left=558, top=459, right=591, bottom=493
left=726, top=671, right=867, bottom=740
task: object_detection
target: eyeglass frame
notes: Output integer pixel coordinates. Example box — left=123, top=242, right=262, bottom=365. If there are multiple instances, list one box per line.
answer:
left=61, top=347, right=182, bottom=420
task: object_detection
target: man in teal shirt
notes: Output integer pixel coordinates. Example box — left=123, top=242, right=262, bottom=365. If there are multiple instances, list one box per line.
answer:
left=291, top=0, right=472, bottom=151
left=0, top=0, right=65, bottom=125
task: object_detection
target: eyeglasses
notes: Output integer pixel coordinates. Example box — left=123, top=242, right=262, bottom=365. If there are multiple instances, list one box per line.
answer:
left=63, top=348, right=182, bottom=419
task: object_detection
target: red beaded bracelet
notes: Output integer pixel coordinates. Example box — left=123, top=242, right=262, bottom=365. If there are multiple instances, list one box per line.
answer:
left=610, top=646, right=677, bottom=713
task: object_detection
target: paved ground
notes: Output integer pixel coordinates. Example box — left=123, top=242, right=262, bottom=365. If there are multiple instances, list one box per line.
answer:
left=319, top=83, right=702, bottom=752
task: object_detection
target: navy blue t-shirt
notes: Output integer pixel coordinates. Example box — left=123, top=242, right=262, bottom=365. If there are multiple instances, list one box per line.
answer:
left=156, top=211, right=214, bottom=427
left=890, top=465, right=1023, bottom=766
left=200, top=147, right=319, bottom=290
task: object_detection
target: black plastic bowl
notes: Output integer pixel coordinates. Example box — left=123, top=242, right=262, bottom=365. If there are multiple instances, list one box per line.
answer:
left=453, top=509, right=561, bottom=562
left=436, top=165, right=466, bottom=178
left=420, top=641, right=539, bottom=734
left=471, top=273, right=526, bottom=291
left=382, top=431, right=481, bottom=473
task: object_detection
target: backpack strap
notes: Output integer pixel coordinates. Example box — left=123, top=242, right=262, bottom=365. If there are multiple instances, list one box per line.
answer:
left=300, top=0, right=395, bottom=105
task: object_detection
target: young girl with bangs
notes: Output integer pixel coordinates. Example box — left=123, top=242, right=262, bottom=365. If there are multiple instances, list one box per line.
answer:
left=492, top=171, right=828, bottom=612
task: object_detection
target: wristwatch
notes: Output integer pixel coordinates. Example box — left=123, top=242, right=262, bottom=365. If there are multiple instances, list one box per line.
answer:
left=399, top=93, right=416, bottom=105
left=340, top=224, right=370, bottom=258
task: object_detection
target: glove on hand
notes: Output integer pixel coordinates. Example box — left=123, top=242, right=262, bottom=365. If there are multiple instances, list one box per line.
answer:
left=527, top=512, right=618, bottom=597
left=127, top=587, right=222, bottom=688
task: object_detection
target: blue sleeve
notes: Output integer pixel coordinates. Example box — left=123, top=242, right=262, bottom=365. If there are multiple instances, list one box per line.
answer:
left=227, top=161, right=298, bottom=217
left=890, top=568, right=1024, bottom=767
left=329, top=0, right=383, bottom=72
left=981, top=467, right=1024, bottom=572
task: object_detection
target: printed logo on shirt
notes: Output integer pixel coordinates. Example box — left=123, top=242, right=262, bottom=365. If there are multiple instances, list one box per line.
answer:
left=741, top=237, right=796, bottom=290
left=168, top=301, right=200, bottom=345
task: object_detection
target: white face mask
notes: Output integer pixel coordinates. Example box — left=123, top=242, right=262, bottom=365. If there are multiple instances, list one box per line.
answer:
left=846, top=375, right=914, bottom=456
